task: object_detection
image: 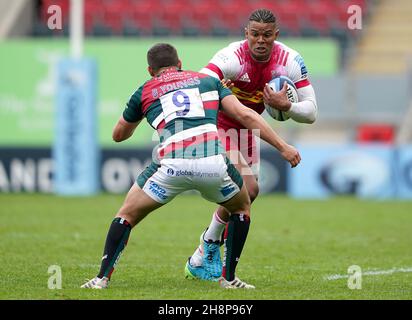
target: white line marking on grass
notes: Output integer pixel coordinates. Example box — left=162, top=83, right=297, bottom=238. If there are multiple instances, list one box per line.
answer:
left=325, top=267, right=412, bottom=281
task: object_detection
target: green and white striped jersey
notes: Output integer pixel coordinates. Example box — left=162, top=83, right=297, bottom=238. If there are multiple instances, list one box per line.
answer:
left=123, top=67, right=232, bottom=159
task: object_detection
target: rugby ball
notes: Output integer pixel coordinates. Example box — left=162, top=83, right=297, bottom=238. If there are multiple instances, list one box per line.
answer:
left=264, top=76, right=298, bottom=121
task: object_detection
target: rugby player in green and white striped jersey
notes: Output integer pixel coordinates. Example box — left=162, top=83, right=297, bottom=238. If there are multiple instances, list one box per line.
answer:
left=81, top=43, right=300, bottom=290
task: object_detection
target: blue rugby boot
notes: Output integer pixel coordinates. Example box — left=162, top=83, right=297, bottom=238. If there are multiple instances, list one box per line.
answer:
left=202, top=238, right=222, bottom=278
left=184, top=258, right=217, bottom=281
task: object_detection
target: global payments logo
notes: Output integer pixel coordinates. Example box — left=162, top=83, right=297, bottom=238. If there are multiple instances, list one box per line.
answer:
left=175, top=170, right=219, bottom=178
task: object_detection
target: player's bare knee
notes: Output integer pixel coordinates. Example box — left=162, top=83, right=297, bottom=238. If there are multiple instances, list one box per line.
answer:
left=247, top=182, right=259, bottom=202
left=115, top=213, right=136, bottom=227
left=241, top=206, right=251, bottom=218
left=238, top=196, right=251, bottom=215
left=231, top=208, right=250, bottom=220
left=116, top=204, right=138, bottom=225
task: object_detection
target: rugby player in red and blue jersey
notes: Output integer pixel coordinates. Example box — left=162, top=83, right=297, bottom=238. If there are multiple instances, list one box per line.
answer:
left=186, top=8, right=318, bottom=282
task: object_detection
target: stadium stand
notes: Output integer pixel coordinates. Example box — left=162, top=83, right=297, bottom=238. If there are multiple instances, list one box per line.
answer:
left=6, top=0, right=411, bottom=145
left=0, top=0, right=35, bottom=38
left=29, top=0, right=377, bottom=73
left=33, top=0, right=370, bottom=46
left=350, top=0, right=412, bottom=74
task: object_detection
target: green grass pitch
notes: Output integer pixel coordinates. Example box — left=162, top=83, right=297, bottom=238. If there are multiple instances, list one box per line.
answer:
left=1, top=193, right=411, bottom=300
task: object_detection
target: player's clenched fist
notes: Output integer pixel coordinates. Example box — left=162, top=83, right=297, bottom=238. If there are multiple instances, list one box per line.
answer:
left=220, top=78, right=234, bottom=89
left=279, top=144, right=301, bottom=168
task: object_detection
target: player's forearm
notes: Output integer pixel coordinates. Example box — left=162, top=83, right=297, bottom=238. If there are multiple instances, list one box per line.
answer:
left=112, top=124, right=133, bottom=142
left=221, top=95, right=288, bottom=152
left=288, top=85, right=318, bottom=123
left=288, top=99, right=317, bottom=124
left=240, top=109, right=288, bottom=152
left=112, top=117, right=139, bottom=142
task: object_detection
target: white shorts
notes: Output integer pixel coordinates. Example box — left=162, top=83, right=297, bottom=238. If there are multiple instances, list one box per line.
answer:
left=137, top=154, right=243, bottom=204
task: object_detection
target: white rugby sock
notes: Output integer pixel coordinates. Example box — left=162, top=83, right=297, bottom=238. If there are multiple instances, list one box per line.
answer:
left=189, top=212, right=228, bottom=267
left=204, top=211, right=228, bottom=242
left=190, top=246, right=203, bottom=266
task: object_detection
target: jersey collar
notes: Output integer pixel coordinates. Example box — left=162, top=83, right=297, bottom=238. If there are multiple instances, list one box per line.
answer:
left=155, top=67, right=181, bottom=77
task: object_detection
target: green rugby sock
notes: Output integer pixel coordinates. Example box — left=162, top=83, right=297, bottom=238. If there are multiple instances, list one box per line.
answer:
left=222, top=214, right=250, bottom=281
left=97, top=217, right=131, bottom=279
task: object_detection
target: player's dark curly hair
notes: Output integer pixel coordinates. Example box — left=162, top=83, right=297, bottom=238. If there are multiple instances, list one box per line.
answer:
left=147, top=43, right=179, bottom=72
left=248, top=8, right=277, bottom=24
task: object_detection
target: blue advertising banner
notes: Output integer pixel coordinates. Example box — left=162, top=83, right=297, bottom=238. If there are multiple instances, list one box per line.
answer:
left=396, top=145, right=412, bottom=199
left=0, top=148, right=287, bottom=194
left=288, top=144, right=396, bottom=199
left=53, top=58, right=99, bottom=195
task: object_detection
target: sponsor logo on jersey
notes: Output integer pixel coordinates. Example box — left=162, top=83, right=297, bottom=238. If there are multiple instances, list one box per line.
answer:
left=294, top=55, right=308, bottom=77
left=271, top=67, right=287, bottom=79
left=152, top=88, right=159, bottom=99
left=231, top=87, right=263, bottom=103
left=238, top=73, right=251, bottom=82
left=216, top=52, right=229, bottom=63
left=167, top=168, right=175, bottom=175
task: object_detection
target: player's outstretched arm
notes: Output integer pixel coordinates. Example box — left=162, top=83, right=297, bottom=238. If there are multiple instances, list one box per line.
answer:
left=221, top=95, right=301, bottom=168
left=112, top=116, right=140, bottom=142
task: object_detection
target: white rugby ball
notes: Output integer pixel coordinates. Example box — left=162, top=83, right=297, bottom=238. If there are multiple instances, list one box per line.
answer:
left=264, top=76, right=298, bottom=121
